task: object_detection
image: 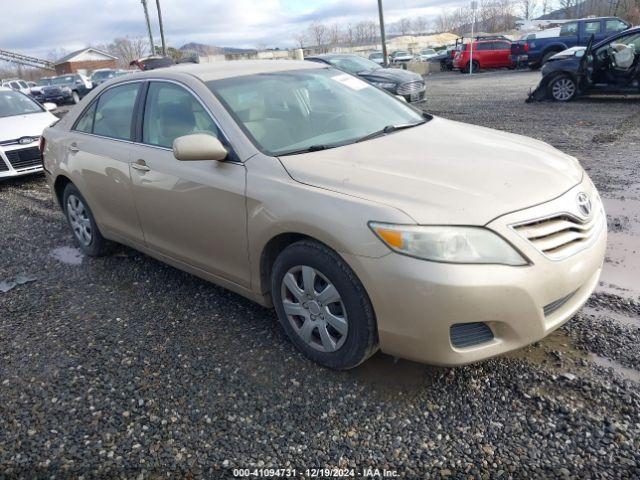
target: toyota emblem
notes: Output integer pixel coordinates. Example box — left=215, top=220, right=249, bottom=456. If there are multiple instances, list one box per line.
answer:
left=576, top=192, right=592, bottom=217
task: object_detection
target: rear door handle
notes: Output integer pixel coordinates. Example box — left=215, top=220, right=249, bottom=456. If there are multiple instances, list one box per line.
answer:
left=131, top=159, right=150, bottom=172
left=68, top=144, right=79, bottom=153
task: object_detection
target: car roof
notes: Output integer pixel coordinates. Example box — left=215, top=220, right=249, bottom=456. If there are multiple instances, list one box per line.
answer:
left=131, top=60, right=325, bottom=82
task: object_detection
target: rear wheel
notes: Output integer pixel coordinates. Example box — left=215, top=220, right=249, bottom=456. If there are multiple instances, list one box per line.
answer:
left=63, top=183, right=111, bottom=256
left=271, top=240, right=378, bottom=369
left=541, top=50, right=559, bottom=67
left=462, top=61, right=480, bottom=73
left=549, top=75, right=577, bottom=102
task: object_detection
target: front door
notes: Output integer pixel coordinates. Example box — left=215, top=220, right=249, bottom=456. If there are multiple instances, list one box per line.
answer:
left=128, top=81, right=250, bottom=287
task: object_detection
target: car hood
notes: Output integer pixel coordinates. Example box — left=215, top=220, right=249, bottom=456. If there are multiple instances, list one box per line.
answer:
left=0, top=112, right=57, bottom=142
left=359, top=68, right=422, bottom=84
left=278, top=116, right=583, bottom=225
left=550, top=46, right=586, bottom=61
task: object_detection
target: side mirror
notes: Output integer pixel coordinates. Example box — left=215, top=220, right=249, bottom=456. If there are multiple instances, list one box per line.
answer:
left=43, top=102, right=57, bottom=111
left=173, top=134, right=228, bottom=161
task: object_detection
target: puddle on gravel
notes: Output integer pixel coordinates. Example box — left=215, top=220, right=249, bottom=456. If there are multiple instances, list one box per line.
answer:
left=51, top=246, right=84, bottom=266
left=348, top=352, right=439, bottom=395
left=599, top=198, right=640, bottom=298
left=589, top=354, right=640, bottom=383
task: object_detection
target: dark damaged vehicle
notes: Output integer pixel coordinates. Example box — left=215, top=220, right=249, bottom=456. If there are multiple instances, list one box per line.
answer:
left=306, top=54, right=426, bottom=103
left=528, top=27, right=640, bottom=102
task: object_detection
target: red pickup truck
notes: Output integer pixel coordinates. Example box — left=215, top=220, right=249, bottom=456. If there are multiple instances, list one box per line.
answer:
left=453, top=39, right=515, bottom=73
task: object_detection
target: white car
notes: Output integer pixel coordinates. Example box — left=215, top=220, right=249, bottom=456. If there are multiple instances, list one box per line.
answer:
left=418, top=48, right=439, bottom=61
left=0, top=87, right=58, bottom=179
left=1, top=79, right=31, bottom=95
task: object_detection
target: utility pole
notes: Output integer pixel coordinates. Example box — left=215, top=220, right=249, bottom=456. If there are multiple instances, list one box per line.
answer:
left=141, top=0, right=155, bottom=55
left=377, top=0, right=388, bottom=66
left=155, top=0, right=167, bottom=56
left=469, top=1, right=477, bottom=75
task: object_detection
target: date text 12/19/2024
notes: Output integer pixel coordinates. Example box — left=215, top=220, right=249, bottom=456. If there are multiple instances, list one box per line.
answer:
left=232, top=467, right=400, bottom=478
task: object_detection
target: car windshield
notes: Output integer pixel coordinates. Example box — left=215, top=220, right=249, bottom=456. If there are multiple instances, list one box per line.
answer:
left=370, top=53, right=382, bottom=59
left=326, top=56, right=381, bottom=74
left=421, top=49, right=436, bottom=54
left=394, top=51, right=410, bottom=57
left=37, top=78, right=52, bottom=86
left=92, top=70, right=114, bottom=80
left=52, top=76, right=75, bottom=85
left=208, top=68, right=427, bottom=156
left=0, top=89, right=43, bottom=117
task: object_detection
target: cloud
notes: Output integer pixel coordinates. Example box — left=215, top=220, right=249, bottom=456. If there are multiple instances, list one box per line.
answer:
left=1, top=0, right=466, bottom=59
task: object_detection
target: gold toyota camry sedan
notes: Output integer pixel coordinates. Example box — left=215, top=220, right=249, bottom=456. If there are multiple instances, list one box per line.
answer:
left=42, top=61, right=606, bottom=369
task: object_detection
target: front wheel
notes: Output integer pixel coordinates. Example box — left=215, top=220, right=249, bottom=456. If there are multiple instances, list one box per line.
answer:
left=549, top=75, right=577, bottom=102
left=271, top=240, right=378, bottom=369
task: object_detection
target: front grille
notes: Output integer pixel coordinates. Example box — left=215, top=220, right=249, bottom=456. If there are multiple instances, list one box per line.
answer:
left=512, top=207, right=604, bottom=261
left=397, top=81, right=425, bottom=95
left=5, top=147, right=42, bottom=170
left=543, top=290, right=577, bottom=317
left=450, top=322, right=494, bottom=348
left=0, top=158, right=9, bottom=172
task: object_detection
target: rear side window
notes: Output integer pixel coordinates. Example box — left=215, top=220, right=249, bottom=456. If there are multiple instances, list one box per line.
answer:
left=74, top=101, right=98, bottom=133
left=92, top=83, right=141, bottom=140
left=494, top=41, right=510, bottom=50
left=606, top=20, right=629, bottom=33
left=476, top=43, right=492, bottom=51
left=142, top=82, right=219, bottom=149
left=560, top=22, right=578, bottom=37
left=584, top=21, right=601, bottom=36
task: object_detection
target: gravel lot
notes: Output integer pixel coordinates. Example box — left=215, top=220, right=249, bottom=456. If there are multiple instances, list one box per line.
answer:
left=1, top=70, right=639, bottom=478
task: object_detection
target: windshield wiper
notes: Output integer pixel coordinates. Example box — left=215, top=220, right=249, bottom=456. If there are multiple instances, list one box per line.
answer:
left=355, top=122, right=425, bottom=143
left=278, top=144, right=332, bottom=156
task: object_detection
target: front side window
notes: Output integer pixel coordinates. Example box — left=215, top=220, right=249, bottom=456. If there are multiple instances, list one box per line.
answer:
left=584, top=21, right=601, bottom=35
left=142, top=82, right=219, bottom=149
left=0, top=90, right=43, bottom=117
left=208, top=69, right=426, bottom=156
left=92, top=82, right=141, bottom=140
left=560, top=22, right=578, bottom=37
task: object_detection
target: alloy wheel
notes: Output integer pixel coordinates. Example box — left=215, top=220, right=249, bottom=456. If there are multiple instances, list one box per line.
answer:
left=66, top=194, right=92, bottom=246
left=280, top=265, right=348, bottom=353
left=551, top=78, right=576, bottom=101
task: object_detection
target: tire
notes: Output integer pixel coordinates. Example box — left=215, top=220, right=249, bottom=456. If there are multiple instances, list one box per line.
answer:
left=549, top=75, right=578, bottom=102
left=461, top=61, right=480, bottom=74
left=72, top=91, right=80, bottom=104
left=271, top=240, right=378, bottom=370
left=62, top=183, right=111, bottom=256
left=541, top=51, right=558, bottom=67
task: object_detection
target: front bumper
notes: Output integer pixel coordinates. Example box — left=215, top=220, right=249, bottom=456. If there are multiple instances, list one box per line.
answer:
left=0, top=143, right=44, bottom=179
left=342, top=179, right=606, bottom=366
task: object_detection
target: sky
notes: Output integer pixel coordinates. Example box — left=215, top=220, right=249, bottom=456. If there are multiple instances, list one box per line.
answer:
left=2, top=0, right=467, bottom=59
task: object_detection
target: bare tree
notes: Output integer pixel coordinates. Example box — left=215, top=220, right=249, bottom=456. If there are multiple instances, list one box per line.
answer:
left=309, top=22, right=328, bottom=51
left=399, top=17, right=412, bottom=35
left=107, top=37, right=148, bottom=67
left=328, top=23, right=341, bottom=49
left=520, top=0, right=538, bottom=19
left=293, top=31, right=306, bottom=49
left=413, top=16, right=429, bottom=33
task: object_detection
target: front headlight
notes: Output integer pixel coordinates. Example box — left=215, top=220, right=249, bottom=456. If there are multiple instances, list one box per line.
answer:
left=371, top=81, right=396, bottom=89
left=61, top=86, right=71, bottom=93
left=369, top=223, right=528, bottom=266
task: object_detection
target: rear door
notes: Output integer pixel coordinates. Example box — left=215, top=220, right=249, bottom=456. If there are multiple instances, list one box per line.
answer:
left=127, top=80, right=250, bottom=287
left=64, top=81, right=145, bottom=245
left=493, top=41, right=512, bottom=67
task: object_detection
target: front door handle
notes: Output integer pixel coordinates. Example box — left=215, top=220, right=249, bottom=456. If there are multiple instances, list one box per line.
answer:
left=131, top=159, right=150, bottom=172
